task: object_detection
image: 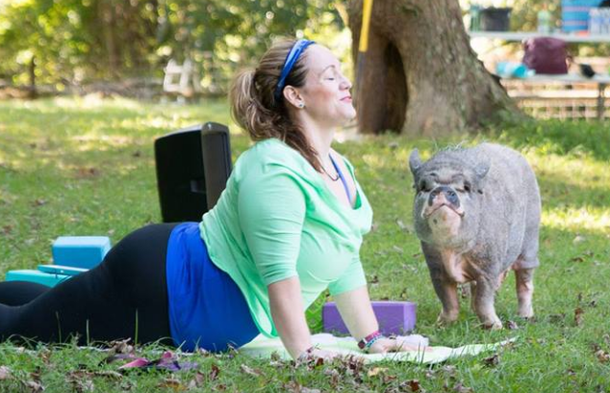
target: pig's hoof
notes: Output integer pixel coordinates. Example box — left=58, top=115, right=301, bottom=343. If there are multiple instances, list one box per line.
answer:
left=481, top=319, right=503, bottom=330
left=518, top=307, right=534, bottom=319
left=436, top=313, right=458, bottom=326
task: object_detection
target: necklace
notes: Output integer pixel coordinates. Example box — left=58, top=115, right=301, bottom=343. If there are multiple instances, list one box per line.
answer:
left=322, top=154, right=340, bottom=181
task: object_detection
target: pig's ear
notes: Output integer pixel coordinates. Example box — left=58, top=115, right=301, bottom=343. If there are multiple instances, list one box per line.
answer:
left=409, top=149, right=422, bottom=176
left=474, top=160, right=490, bottom=180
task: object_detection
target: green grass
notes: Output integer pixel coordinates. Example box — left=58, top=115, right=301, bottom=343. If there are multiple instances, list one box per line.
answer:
left=1, top=97, right=610, bottom=392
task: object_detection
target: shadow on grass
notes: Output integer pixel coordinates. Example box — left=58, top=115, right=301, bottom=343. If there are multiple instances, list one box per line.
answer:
left=485, top=119, right=610, bottom=162
left=538, top=172, right=610, bottom=210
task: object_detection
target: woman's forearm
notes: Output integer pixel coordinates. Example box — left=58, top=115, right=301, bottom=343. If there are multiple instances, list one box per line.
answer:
left=333, top=286, right=379, bottom=340
left=268, top=276, right=312, bottom=359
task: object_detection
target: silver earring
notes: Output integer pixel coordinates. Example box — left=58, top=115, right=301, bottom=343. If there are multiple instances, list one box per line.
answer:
left=298, top=103, right=305, bottom=108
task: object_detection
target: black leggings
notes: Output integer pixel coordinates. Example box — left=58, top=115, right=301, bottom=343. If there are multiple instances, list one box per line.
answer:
left=0, top=224, right=177, bottom=346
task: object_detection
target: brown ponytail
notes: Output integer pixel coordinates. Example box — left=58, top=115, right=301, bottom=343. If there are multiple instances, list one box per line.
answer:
left=229, top=40, right=322, bottom=172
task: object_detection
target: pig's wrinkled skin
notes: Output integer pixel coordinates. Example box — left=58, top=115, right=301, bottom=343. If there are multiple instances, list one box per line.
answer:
left=409, top=143, right=541, bottom=329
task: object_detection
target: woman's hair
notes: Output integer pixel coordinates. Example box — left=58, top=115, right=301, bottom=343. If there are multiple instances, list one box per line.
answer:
left=229, top=39, right=322, bottom=171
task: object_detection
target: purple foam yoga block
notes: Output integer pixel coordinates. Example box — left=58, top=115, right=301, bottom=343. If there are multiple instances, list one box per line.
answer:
left=322, top=301, right=416, bottom=335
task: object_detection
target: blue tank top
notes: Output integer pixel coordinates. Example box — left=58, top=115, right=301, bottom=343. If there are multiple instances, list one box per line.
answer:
left=165, top=222, right=259, bottom=352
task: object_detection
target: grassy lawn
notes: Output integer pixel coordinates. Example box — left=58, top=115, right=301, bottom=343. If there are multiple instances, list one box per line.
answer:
left=1, top=97, right=609, bottom=392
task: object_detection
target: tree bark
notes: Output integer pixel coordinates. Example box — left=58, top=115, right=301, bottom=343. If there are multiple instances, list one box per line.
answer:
left=99, top=0, right=119, bottom=77
left=348, top=0, right=521, bottom=136
left=28, top=55, right=37, bottom=99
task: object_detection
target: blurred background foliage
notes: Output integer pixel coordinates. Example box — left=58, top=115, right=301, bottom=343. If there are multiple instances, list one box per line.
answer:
left=0, top=0, right=350, bottom=93
left=0, top=0, right=607, bottom=95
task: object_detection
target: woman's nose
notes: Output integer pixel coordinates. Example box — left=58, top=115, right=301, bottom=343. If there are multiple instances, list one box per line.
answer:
left=340, top=76, right=352, bottom=90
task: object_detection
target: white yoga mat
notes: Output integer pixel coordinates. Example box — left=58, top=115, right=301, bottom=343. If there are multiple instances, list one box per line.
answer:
left=240, top=333, right=514, bottom=364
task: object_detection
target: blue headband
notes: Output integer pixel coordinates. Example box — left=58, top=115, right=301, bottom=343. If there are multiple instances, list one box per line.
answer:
left=274, top=39, right=315, bottom=101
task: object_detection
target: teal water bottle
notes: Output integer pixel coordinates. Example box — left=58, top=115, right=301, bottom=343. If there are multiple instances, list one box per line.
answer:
left=470, top=5, right=481, bottom=31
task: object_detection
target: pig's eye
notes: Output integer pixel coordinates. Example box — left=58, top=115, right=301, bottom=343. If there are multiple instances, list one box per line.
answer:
left=418, top=180, right=432, bottom=193
left=456, top=182, right=471, bottom=194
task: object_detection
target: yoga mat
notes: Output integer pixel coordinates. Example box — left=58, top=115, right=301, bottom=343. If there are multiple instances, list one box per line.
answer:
left=240, top=333, right=515, bottom=365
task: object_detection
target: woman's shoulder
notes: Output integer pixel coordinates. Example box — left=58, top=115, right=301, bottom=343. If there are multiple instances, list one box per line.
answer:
left=235, top=138, right=313, bottom=178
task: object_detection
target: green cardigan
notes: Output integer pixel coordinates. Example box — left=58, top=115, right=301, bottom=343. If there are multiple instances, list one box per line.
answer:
left=200, top=138, right=373, bottom=337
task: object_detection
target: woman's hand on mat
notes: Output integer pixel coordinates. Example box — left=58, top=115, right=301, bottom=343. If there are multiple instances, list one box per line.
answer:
left=367, top=337, right=427, bottom=354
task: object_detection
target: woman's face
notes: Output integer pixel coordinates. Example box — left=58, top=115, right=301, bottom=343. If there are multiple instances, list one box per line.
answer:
left=298, top=45, right=355, bottom=127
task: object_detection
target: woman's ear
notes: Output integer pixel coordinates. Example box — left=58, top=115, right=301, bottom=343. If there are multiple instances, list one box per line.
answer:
left=283, top=86, right=305, bottom=109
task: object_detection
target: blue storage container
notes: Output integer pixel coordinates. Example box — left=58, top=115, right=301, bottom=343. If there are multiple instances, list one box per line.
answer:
left=562, top=0, right=603, bottom=32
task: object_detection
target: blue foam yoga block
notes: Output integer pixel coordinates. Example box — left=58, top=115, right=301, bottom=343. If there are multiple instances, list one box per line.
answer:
left=52, top=236, right=111, bottom=269
left=6, top=269, right=72, bottom=287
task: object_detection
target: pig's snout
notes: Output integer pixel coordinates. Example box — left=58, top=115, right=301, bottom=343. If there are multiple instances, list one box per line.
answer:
left=428, top=186, right=460, bottom=208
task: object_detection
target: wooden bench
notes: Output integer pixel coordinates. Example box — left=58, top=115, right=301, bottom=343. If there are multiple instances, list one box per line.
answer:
left=502, top=73, right=610, bottom=119
left=470, top=32, right=610, bottom=119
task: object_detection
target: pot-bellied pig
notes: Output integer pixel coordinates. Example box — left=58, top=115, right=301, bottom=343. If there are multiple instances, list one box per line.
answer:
left=409, top=143, right=541, bottom=329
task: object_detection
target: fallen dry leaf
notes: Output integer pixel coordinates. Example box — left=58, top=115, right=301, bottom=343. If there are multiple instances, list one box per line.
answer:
left=208, top=364, right=220, bottom=381
left=94, top=370, right=122, bottom=380
left=239, top=364, right=261, bottom=376
left=406, top=379, right=422, bottom=392
left=440, top=365, right=457, bottom=377
left=483, top=353, right=500, bottom=367
left=507, top=320, right=519, bottom=330
left=283, top=381, right=322, bottom=393
left=186, top=372, right=205, bottom=390
left=367, top=367, right=388, bottom=377
left=157, top=377, right=186, bottom=391
left=324, top=368, right=340, bottom=388
left=574, top=307, right=584, bottom=326
left=595, top=350, right=610, bottom=363
left=23, top=380, right=44, bottom=393
left=32, top=199, right=47, bottom=207
left=0, top=366, right=10, bottom=380
left=66, top=370, right=96, bottom=393
left=72, top=379, right=94, bottom=393
left=75, top=167, right=100, bottom=179
left=396, top=219, right=413, bottom=233
left=452, top=382, right=474, bottom=393
left=107, top=339, right=134, bottom=355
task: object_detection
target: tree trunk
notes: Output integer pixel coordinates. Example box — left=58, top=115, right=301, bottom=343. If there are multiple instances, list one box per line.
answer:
left=99, top=0, right=119, bottom=77
left=348, top=0, right=521, bottom=136
left=28, top=55, right=37, bottom=99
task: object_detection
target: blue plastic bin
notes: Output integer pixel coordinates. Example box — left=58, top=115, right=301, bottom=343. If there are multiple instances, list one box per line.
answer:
left=562, top=0, right=602, bottom=32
